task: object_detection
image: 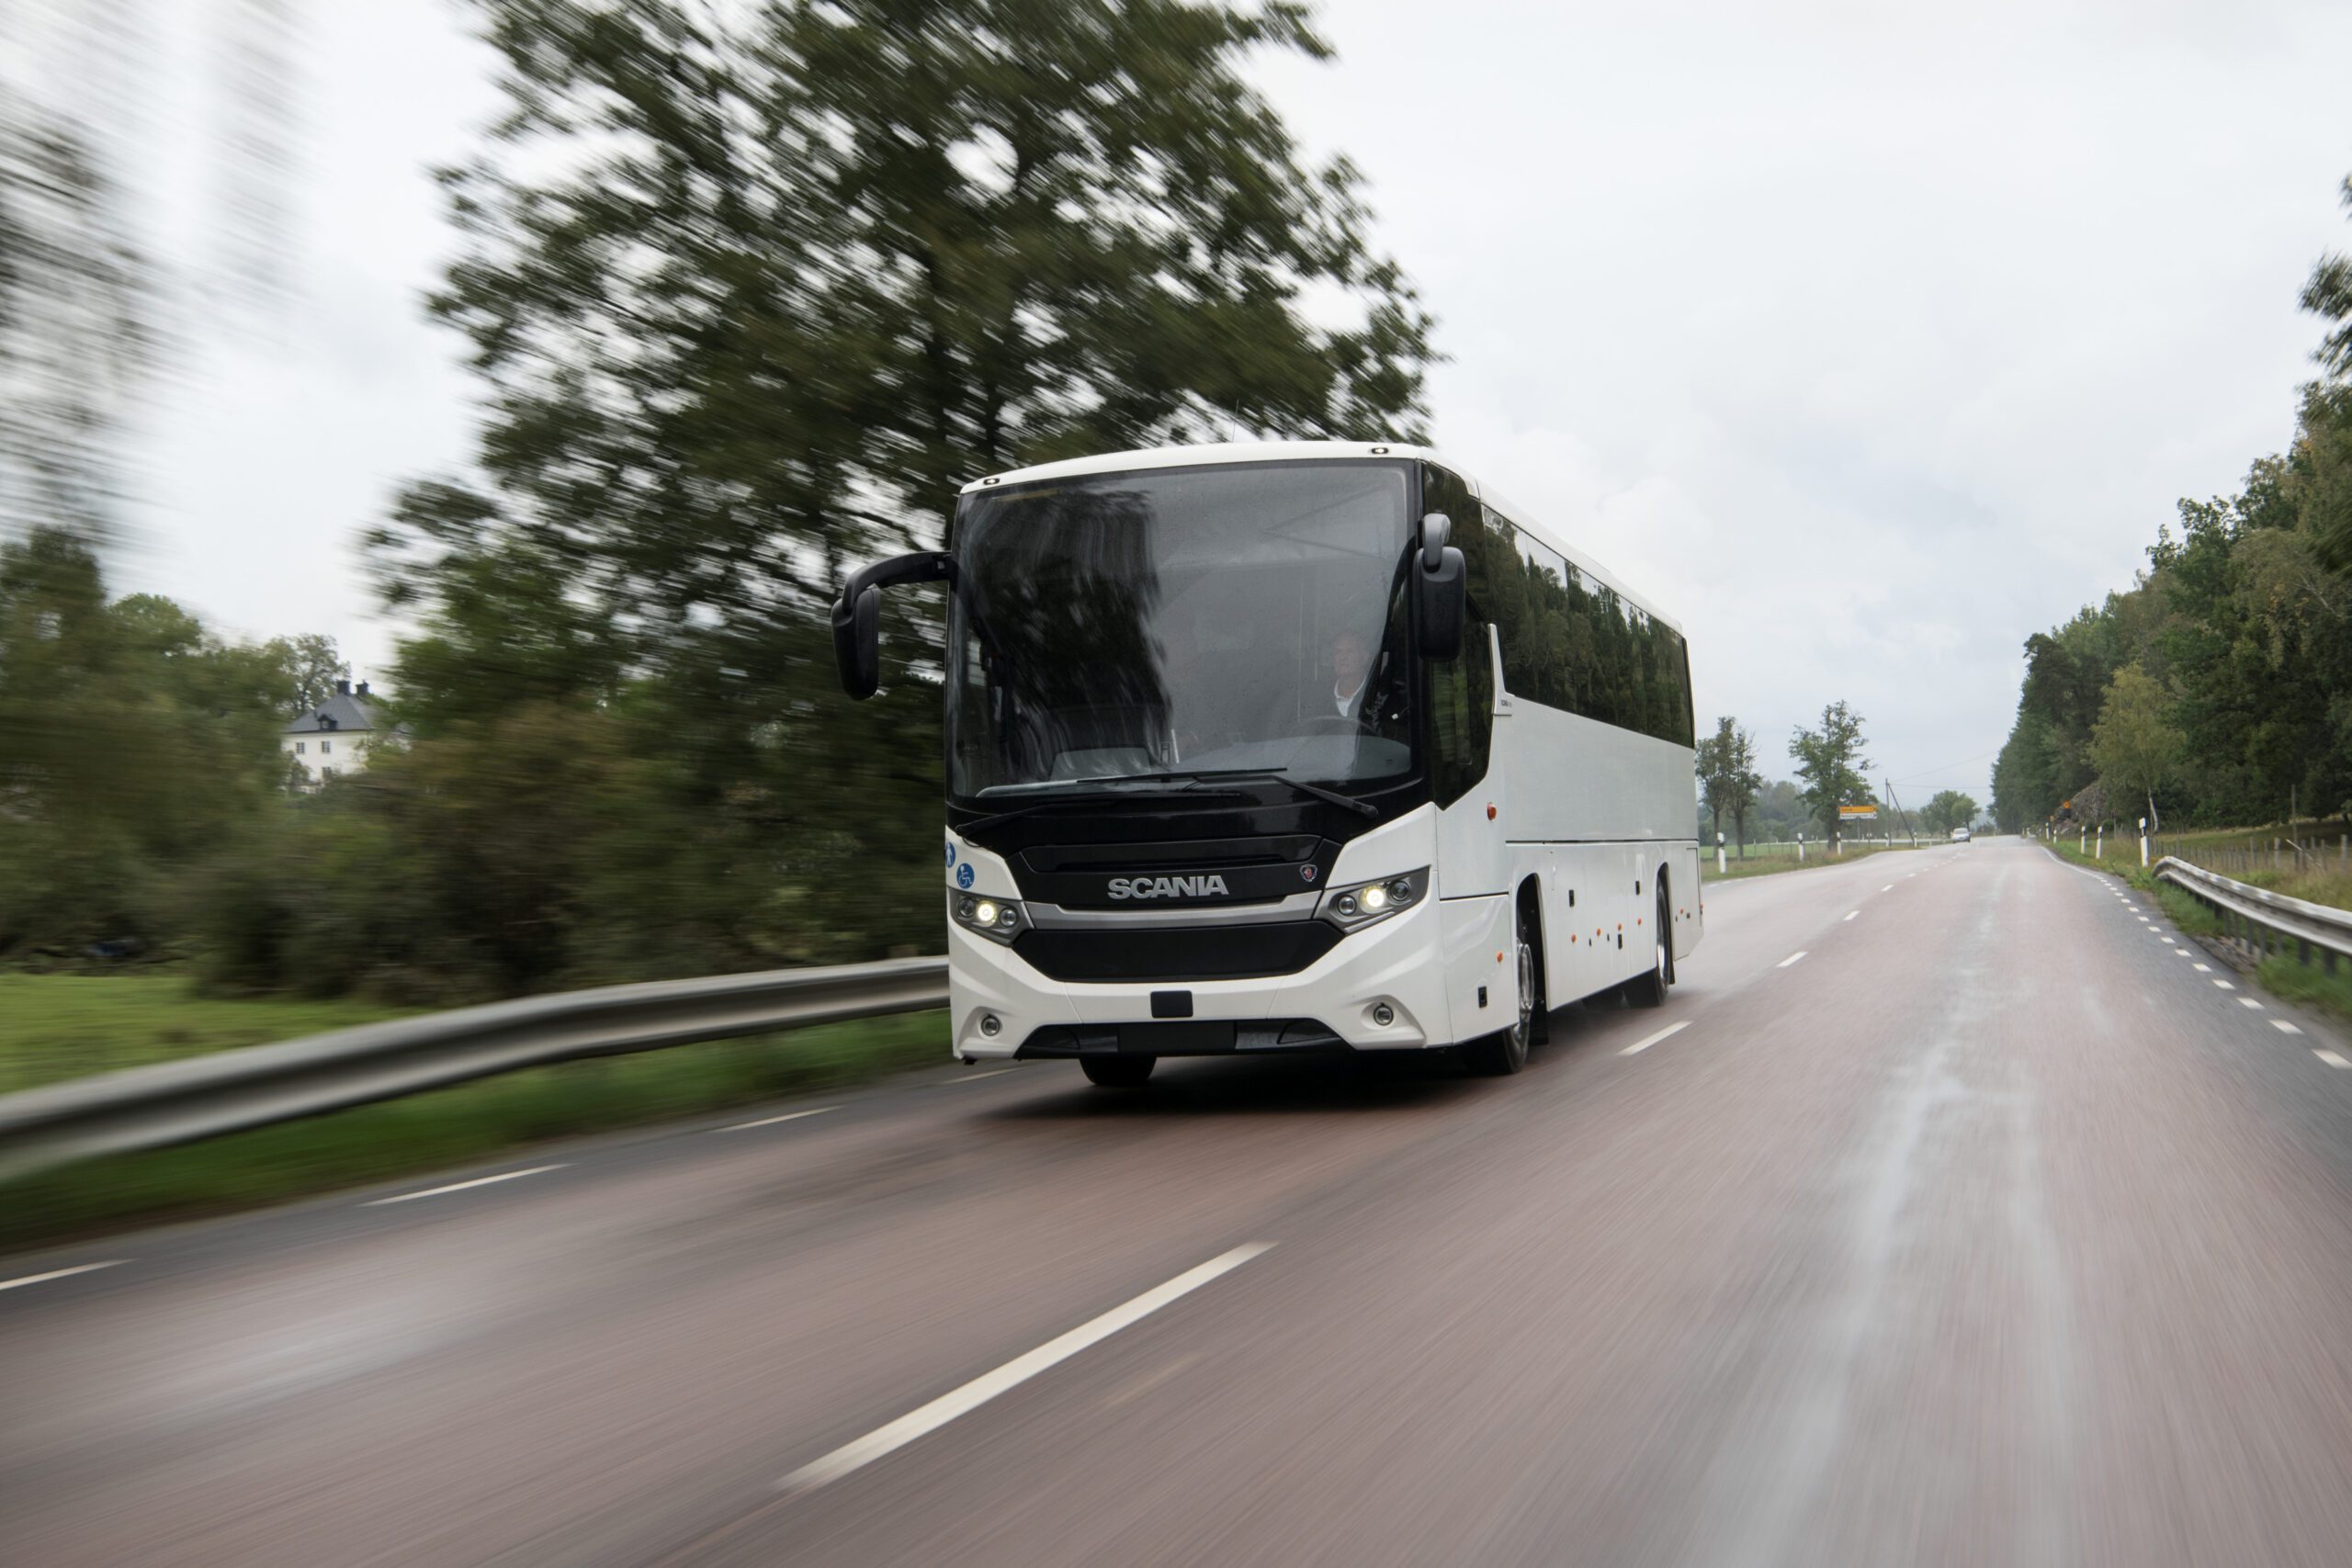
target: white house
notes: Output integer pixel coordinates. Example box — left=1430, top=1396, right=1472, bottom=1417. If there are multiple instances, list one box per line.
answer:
left=282, top=681, right=383, bottom=786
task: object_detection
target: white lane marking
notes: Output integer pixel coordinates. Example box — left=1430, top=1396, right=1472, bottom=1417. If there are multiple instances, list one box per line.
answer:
left=1843, top=911, right=1858, bottom=921
left=2273, top=1020, right=2303, bottom=1034
left=1881, top=885, right=1893, bottom=892
left=365, top=1165, right=566, bottom=1206
left=0, top=1260, right=123, bottom=1292
left=2239, top=998, right=2265, bottom=1010
left=1777, top=951, right=1808, bottom=968
left=946, top=1070, right=1019, bottom=1084
left=2193, top=964, right=2211, bottom=972
left=2214, top=979, right=2235, bottom=990
left=721, top=1107, right=837, bottom=1133
left=777, top=1242, right=1275, bottom=1494
left=2317, top=1050, right=2352, bottom=1068
left=1622, top=1021, right=1690, bottom=1056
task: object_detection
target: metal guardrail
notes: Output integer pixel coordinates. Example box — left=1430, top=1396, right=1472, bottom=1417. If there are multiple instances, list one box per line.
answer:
left=2154, top=855, right=2352, bottom=965
left=0, top=956, right=949, bottom=1185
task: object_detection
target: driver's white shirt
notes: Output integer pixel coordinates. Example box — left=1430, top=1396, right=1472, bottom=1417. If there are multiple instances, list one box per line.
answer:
left=1336, top=681, right=1363, bottom=717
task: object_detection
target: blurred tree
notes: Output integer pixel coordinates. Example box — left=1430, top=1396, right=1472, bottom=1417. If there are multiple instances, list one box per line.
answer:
left=1921, top=789, right=1979, bottom=835
left=1790, top=701, right=1872, bottom=849
left=1695, top=716, right=1760, bottom=857
left=0, top=527, right=289, bottom=953
left=264, top=632, right=348, bottom=714
left=0, top=97, right=149, bottom=543
left=2088, top=664, right=2181, bottom=832
left=357, top=0, right=1438, bottom=977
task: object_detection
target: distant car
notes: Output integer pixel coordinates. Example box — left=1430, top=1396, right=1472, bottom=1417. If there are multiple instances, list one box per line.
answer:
left=1951, top=827, right=1971, bottom=841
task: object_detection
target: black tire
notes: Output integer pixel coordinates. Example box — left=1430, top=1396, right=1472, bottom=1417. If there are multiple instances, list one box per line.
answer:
left=1463, top=908, right=1538, bottom=1076
left=1080, top=1055, right=1156, bottom=1088
left=1623, top=884, right=1670, bottom=1008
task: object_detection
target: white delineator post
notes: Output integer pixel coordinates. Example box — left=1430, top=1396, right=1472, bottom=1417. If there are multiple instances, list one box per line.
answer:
left=1717, top=830, right=1725, bottom=875
left=2140, top=816, right=2149, bottom=868
left=1797, top=833, right=1804, bottom=863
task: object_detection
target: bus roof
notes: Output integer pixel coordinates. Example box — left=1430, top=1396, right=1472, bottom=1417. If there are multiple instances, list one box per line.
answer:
left=960, top=440, right=1681, bottom=637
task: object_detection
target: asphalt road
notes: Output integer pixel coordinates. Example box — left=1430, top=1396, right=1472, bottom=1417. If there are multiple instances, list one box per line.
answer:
left=11, top=836, right=2352, bottom=1566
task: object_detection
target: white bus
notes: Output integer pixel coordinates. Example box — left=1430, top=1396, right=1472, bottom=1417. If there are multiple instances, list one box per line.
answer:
left=833, top=442, right=1700, bottom=1085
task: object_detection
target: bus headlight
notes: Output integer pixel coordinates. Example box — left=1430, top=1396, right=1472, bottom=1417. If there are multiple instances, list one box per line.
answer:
left=1317, top=868, right=1428, bottom=931
left=951, top=891, right=1030, bottom=944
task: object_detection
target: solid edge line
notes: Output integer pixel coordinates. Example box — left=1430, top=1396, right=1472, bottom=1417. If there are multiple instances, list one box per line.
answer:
left=721, top=1107, right=837, bottom=1133
left=365, top=1165, right=567, bottom=1206
left=1621, top=1021, right=1691, bottom=1056
left=0, top=1259, right=123, bottom=1292
left=1777, top=951, right=1808, bottom=968
left=776, top=1242, right=1276, bottom=1495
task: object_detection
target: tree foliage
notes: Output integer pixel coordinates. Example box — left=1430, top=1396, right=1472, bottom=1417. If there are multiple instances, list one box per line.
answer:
left=1790, top=700, right=1871, bottom=844
left=282, top=0, right=1434, bottom=995
left=1695, top=716, right=1760, bottom=851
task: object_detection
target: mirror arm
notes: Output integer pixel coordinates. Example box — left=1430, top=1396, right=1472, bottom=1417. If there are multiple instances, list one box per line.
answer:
left=831, top=550, right=956, bottom=699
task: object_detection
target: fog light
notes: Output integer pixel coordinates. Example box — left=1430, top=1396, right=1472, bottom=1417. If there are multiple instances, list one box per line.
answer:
left=1372, top=1002, right=1395, bottom=1027
left=1361, top=885, right=1389, bottom=912
left=973, top=900, right=999, bottom=926
left=1336, top=893, right=1360, bottom=916
left=980, top=1013, right=1001, bottom=1037
left=1386, top=878, right=1415, bottom=905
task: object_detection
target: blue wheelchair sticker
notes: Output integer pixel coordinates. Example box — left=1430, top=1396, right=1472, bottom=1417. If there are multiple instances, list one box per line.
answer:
left=956, top=863, right=975, bottom=889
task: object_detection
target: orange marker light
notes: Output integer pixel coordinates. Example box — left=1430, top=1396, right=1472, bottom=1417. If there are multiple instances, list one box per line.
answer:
left=1486, top=803, right=1497, bottom=819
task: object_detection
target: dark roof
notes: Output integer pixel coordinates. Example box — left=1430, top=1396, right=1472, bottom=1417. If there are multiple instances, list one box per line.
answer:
left=283, top=694, right=380, bottom=735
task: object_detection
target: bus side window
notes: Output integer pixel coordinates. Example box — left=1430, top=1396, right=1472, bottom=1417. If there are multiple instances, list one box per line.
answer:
left=1421, top=462, right=1492, bottom=807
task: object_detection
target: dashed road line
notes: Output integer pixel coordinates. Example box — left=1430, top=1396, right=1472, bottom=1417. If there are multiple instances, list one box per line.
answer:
left=2317, top=1049, right=2352, bottom=1068
left=0, top=1260, right=122, bottom=1292
left=776, top=1242, right=1275, bottom=1494
left=1778, top=951, right=1808, bottom=968
left=720, top=1107, right=837, bottom=1133
left=2239, top=998, right=2265, bottom=1010
left=366, top=1166, right=566, bottom=1206
left=1843, top=911, right=1858, bottom=921
left=2273, top=1020, right=2303, bottom=1034
left=1621, top=1021, right=1690, bottom=1056
left=946, top=1070, right=1020, bottom=1085
left=2193, top=963, right=2211, bottom=972
left=2214, top=979, right=2236, bottom=990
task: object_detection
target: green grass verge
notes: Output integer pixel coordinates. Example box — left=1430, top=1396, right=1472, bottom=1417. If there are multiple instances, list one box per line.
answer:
left=1699, top=843, right=1929, bottom=882
left=0, top=991, right=948, bottom=1257
left=0, top=974, right=416, bottom=1095
left=2255, top=955, right=2352, bottom=1027
left=2151, top=882, right=2225, bottom=936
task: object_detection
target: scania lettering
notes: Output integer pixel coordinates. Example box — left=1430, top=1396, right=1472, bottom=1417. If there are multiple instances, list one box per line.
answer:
left=834, top=443, right=1700, bottom=1087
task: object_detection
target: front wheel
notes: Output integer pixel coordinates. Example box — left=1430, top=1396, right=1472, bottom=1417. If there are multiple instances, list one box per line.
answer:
left=1081, top=1055, right=1156, bottom=1088
left=1462, top=919, right=1537, bottom=1077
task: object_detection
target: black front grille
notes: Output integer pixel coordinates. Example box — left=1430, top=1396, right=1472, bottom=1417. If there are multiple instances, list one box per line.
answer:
left=1017, top=1019, right=1344, bottom=1057
left=1011, top=921, right=1341, bottom=982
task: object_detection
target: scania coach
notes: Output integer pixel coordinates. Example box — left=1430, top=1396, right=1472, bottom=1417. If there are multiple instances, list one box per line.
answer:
left=833, top=442, right=1699, bottom=1085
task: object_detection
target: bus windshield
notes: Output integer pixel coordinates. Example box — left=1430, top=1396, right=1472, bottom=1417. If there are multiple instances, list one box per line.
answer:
left=947, top=460, right=1417, bottom=800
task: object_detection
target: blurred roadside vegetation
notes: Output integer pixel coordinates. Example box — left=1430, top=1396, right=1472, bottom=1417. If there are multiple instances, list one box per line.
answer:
left=1, top=0, right=1438, bottom=1010
left=0, top=1007, right=947, bottom=1252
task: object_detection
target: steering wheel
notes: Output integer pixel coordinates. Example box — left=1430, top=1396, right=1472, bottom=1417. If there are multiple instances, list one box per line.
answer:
left=1298, top=715, right=1361, bottom=736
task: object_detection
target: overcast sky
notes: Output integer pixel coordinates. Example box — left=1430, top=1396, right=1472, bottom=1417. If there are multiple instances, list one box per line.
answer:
left=111, top=0, right=2352, bottom=809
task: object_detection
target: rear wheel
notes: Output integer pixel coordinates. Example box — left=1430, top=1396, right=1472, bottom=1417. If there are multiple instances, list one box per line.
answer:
left=1463, top=911, right=1538, bottom=1076
left=1623, top=883, right=1671, bottom=1008
left=1081, top=1055, right=1156, bottom=1088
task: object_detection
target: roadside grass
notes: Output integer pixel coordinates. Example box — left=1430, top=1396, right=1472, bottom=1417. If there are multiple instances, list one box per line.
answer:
left=0, top=975, right=949, bottom=1256
left=2152, top=882, right=2225, bottom=936
left=2256, top=953, right=2352, bottom=1026
left=1700, top=842, right=1929, bottom=882
left=0, top=974, right=415, bottom=1095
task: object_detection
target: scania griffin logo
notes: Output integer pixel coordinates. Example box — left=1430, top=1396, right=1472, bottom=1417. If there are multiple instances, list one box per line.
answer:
left=1107, top=874, right=1230, bottom=900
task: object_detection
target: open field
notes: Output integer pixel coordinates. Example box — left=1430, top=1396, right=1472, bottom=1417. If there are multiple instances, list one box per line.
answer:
left=0, top=974, right=949, bottom=1253
left=0, top=975, right=416, bottom=1096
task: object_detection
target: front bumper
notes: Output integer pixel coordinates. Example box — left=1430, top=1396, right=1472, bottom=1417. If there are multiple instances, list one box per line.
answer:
left=948, top=894, right=1455, bottom=1060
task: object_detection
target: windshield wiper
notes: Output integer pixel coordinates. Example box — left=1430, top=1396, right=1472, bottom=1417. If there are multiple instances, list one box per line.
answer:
left=1171, top=770, right=1380, bottom=819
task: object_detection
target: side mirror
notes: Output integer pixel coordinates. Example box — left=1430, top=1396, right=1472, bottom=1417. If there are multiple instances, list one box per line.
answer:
left=831, top=550, right=956, bottom=699
left=1414, top=512, right=1465, bottom=660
